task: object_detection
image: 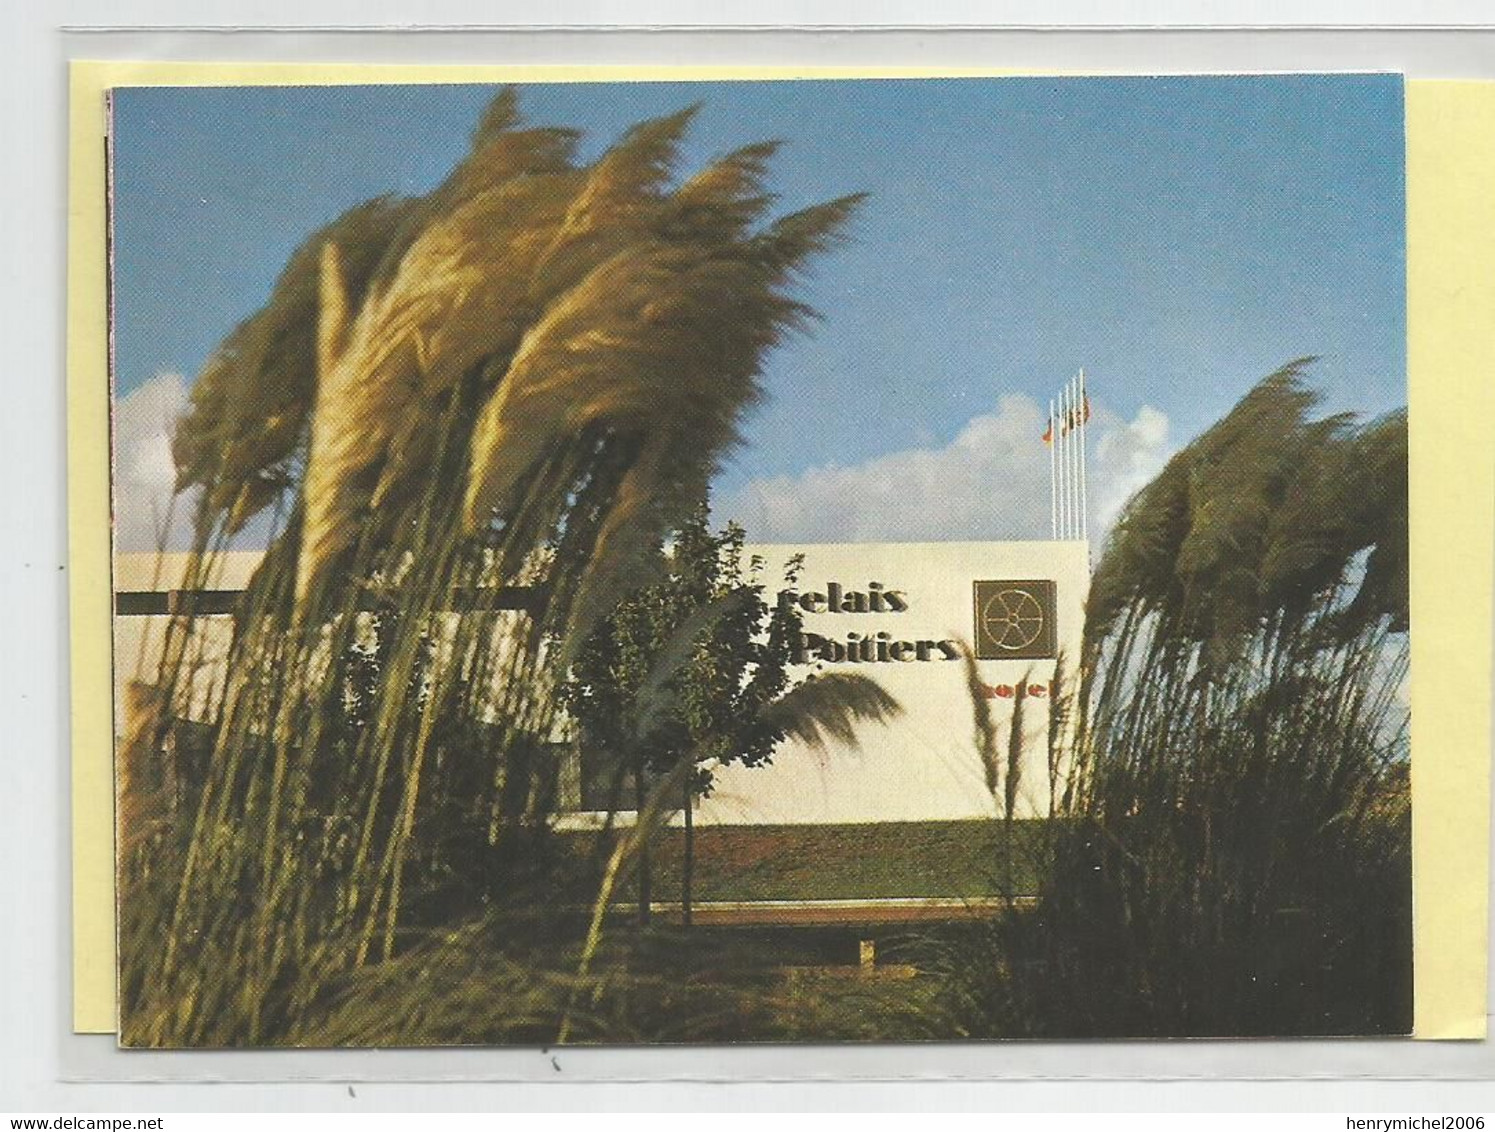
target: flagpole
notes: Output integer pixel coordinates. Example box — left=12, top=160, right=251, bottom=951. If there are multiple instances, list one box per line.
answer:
left=1058, top=384, right=1070, bottom=538
left=1082, top=369, right=1094, bottom=541
left=1072, top=373, right=1082, bottom=540
left=1062, top=389, right=1072, bottom=539
left=1048, top=399, right=1058, bottom=540
left=1070, top=377, right=1080, bottom=539
left=1072, top=375, right=1082, bottom=540
left=1067, top=377, right=1078, bottom=540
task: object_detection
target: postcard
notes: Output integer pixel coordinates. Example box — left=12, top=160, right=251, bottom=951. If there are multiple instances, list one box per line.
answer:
left=72, top=68, right=1483, bottom=1046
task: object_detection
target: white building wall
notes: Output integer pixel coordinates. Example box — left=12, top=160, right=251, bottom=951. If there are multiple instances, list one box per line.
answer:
left=113, top=541, right=1090, bottom=824
left=692, top=540, right=1089, bottom=824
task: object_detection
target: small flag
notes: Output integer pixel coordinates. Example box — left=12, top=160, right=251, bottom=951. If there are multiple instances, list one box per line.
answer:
left=1043, top=394, right=1089, bottom=443
left=1060, top=394, right=1091, bottom=437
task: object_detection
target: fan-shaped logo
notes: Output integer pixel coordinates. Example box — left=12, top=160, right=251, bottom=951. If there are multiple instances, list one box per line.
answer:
left=973, top=579, right=1057, bottom=660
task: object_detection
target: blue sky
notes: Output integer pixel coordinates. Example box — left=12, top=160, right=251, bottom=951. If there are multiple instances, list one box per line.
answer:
left=109, top=75, right=1405, bottom=548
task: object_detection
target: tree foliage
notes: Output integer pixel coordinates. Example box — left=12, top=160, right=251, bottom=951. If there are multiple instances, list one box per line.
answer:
left=559, top=507, right=900, bottom=917
left=563, top=509, right=802, bottom=798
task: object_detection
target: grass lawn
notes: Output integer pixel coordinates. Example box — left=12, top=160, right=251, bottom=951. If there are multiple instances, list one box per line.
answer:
left=561, top=818, right=1052, bottom=903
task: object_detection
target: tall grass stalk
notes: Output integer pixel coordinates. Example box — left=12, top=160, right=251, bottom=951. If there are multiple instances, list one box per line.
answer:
left=118, top=90, right=864, bottom=1046
left=944, top=363, right=1412, bottom=1038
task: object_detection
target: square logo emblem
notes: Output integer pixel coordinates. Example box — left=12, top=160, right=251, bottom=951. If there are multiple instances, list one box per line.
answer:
left=973, top=579, right=1057, bottom=660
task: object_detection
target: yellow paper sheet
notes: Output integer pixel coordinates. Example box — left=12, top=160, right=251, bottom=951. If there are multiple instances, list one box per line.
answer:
left=1406, top=80, right=1493, bottom=1040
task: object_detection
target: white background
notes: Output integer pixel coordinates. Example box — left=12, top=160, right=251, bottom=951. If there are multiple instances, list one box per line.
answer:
left=6, top=0, right=1495, bottom=1113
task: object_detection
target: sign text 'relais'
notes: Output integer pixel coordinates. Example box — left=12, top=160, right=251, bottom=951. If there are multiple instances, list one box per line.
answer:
left=778, top=582, right=960, bottom=665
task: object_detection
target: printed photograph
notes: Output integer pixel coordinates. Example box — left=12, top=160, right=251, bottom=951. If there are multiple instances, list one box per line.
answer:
left=105, top=74, right=1410, bottom=1046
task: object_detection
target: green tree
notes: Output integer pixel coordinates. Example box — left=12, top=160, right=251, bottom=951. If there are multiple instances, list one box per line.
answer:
left=555, top=505, right=901, bottom=1042
left=562, top=505, right=901, bottom=927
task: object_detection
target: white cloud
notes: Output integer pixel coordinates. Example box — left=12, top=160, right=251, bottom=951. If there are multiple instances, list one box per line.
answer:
left=113, top=372, right=287, bottom=553
left=719, top=394, right=1173, bottom=546
left=112, top=372, right=198, bottom=552
left=1092, top=404, right=1171, bottom=535
left=112, top=377, right=1174, bottom=555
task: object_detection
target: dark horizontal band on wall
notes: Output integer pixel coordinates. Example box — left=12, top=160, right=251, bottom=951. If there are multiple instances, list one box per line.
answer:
left=114, top=587, right=541, bottom=617
left=115, top=590, right=240, bottom=616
